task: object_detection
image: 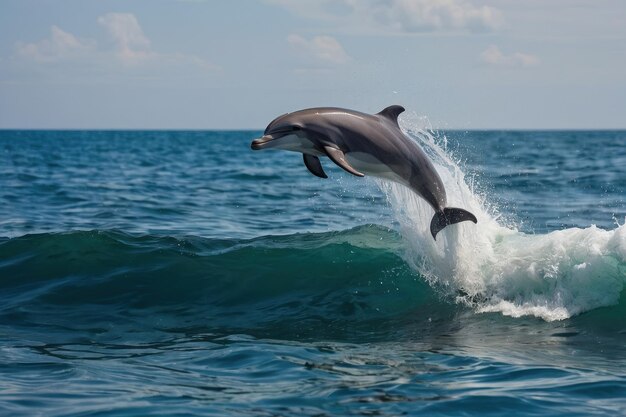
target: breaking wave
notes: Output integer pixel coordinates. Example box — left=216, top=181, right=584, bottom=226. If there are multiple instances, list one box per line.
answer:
left=379, top=116, right=626, bottom=321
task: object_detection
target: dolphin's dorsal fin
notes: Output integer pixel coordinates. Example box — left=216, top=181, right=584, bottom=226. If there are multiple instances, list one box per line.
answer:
left=303, top=154, right=328, bottom=179
left=323, top=146, right=364, bottom=177
left=377, top=105, right=405, bottom=125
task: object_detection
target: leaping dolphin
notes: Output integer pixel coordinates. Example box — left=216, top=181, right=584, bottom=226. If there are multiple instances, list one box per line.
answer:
left=251, top=105, right=477, bottom=240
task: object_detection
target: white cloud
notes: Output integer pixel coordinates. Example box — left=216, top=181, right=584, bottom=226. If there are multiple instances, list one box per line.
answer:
left=481, top=45, right=539, bottom=67
left=287, top=34, right=351, bottom=65
left=97, top=13, right=153, bottom=63
left=96, top=13, right=218, bottom=70
left=14, top=13, right=218, bottom=74
left=269, top=0, right=503, bottom=33
left=350, top=0, right=502, bottom=32
left=15, top=25, right=95, bottom=62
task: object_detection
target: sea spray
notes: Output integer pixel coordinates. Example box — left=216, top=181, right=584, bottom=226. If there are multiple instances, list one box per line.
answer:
left=377, top=115, right=626, bottom=321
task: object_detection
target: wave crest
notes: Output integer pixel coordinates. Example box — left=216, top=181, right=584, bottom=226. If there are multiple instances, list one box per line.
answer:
left=381, top=116, right=626, bottom=321
left=0, top=227, right=452, bottom=340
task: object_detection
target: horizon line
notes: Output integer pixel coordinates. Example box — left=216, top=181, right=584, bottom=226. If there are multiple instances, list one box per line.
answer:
left=2, top=127, right=626, bottom=132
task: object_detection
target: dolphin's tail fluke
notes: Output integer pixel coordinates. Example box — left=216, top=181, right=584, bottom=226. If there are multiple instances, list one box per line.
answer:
left=430, top=207, right=477, bottom=240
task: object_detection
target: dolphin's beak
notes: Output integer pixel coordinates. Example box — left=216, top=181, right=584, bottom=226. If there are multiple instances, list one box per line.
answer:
left=250, top=135, right=274, bottom=150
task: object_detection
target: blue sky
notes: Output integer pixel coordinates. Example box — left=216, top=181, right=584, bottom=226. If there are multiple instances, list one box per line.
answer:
left=0, top=0, right=624, bottom=129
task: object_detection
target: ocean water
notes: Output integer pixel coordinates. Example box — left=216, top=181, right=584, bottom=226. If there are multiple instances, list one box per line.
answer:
left=0, top=123, right=625, bottom=416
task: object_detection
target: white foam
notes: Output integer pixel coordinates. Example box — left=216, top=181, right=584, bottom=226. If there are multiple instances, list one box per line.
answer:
left=378, top=114, right=626, bottom=321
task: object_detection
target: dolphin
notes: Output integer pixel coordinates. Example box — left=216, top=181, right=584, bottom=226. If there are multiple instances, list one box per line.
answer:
left=250, top=105, right=477, bottom=239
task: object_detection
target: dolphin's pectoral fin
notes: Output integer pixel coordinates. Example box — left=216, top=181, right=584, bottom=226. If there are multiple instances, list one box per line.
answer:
left=377, top=105, right=405, bottom=125
left=303, top=154, right=328, bottom=179
left=430, top=207, right=477, bottom=240
left=323, top=146, right=365, bottom=177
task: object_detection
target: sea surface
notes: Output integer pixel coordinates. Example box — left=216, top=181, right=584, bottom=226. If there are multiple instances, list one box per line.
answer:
left=0, top=122, right=625, bottom=416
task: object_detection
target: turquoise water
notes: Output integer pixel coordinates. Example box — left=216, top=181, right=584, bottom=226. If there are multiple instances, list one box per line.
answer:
left=0, top=125, right=625, bottom=416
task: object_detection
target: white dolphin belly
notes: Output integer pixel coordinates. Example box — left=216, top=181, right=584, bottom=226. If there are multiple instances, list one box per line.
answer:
left=263, top=134, right=324, bottom=156
left=345, top=152, right=409, bottom=187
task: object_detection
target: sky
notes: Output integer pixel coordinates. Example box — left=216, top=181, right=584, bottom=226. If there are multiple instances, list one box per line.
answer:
left=0, top=0, right=624, bottom=130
